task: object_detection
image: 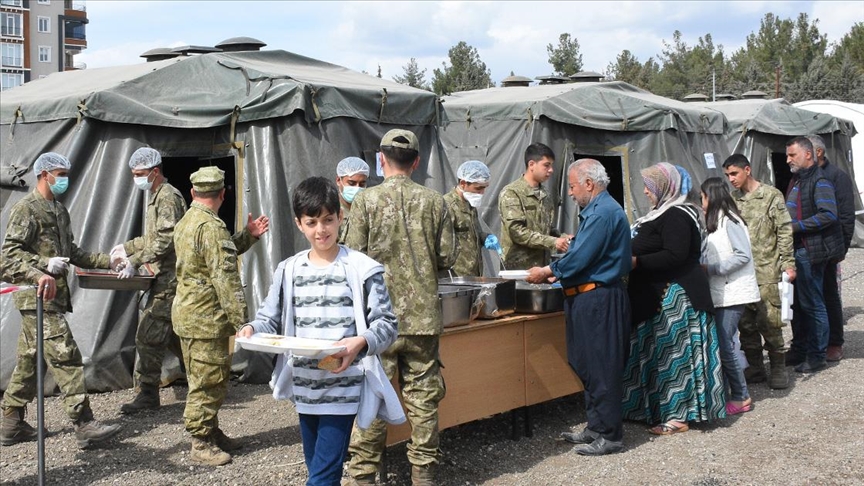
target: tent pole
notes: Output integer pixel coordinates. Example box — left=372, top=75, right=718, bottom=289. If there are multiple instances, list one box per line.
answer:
left=36, top=294, right=46, bottom=486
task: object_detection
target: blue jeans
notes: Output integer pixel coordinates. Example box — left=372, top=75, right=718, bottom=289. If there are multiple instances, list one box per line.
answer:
left=299, top=414, right=356, bottom=486
left=791, top=248, right=829, bottom=363
left=714, top=305, right=749, bottom=402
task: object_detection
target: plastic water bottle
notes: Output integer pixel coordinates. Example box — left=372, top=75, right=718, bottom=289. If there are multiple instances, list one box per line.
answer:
left=780, top=272, right=794, bottom=323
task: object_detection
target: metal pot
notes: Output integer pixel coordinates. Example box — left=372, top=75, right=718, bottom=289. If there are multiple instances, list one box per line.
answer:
left=514, top=281, right=564, bottom=314
left=438, top=277, right=516, bottom=319
left=438, top=285, right=481, bottom=327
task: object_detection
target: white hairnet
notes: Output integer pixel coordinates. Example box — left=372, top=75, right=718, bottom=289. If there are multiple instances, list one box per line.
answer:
left=336, top=156, right=370, bottom=177
left=457, top=160, right=490, bottom=183
left=129, top=147, right=162, bottom=170
left=33, top=152, right=71, bottom=176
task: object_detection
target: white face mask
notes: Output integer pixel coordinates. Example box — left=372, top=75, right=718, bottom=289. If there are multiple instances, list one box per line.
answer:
left=133, top=170, right=154, bottom=191
left=462, top=191, right=483, bottom=208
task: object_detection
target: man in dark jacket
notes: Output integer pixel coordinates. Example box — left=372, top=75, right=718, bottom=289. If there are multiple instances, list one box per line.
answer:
left=784, top=137, right=845, bottom=373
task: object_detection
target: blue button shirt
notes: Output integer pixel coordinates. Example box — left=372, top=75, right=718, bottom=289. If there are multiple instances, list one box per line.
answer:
left=550, top=191, right=631, bottom=287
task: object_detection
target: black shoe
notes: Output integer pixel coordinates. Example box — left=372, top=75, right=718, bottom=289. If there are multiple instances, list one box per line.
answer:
left=785, top=353, right=805, bottom=367
left=794, top=360, right=826, bottom=373
left=576, top=437, right=624, bottom=456
left=560, top=428, right=600, bottom=445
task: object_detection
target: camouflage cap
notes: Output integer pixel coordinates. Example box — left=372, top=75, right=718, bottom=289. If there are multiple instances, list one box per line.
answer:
left=190, top=166, right=225, bottom=193
left=380, top=129, right=419, bottom=152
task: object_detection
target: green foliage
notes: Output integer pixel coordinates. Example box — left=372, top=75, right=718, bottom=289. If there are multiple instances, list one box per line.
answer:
left=431, top=41, right=493, bottom=95
left=547, top=33, right=583, bottom=76
left=393, top=58, right=430, bottom=91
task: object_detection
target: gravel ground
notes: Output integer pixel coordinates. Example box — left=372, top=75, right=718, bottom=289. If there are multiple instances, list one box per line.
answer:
left=3, top=249, right=864, bottom=486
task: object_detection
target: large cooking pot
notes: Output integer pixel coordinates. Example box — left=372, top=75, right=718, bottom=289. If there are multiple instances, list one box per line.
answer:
left=438, top=285, right=481, bottom=327
left=438, top=277, right=516, bottom=319
left=514, top=281, right=564, bottom=314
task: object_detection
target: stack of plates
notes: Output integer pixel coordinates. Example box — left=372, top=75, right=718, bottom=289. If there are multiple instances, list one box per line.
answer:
left=498, top=270, right=530, bottom=280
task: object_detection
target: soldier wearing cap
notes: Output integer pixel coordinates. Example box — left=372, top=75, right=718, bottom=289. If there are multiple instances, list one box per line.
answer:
left=1, top=152, right=121, bottom=448
left=335, top=156, right=370, bottom=244
left=345, top=129, right=456, bottom=485
left=171, top=165, right=270, bottom=466
left=444, top=160, right=496, bottom=276
left=110, top=147, right=188, bottom=414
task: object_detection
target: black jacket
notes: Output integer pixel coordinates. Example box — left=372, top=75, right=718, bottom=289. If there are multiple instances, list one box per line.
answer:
left=786, top=164, right=845, bottom=266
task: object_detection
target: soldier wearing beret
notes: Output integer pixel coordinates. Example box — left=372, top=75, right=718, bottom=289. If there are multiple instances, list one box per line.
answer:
left=171, top=166, right=269, bottom=465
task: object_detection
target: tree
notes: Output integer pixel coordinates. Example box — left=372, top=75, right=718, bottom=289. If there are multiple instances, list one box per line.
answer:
left=606, top=50, right=643, bottom=85
left=431, top=41, right=492, bottom=95
left=547, top=33, right=583, bottom=76
left=393, top=58, right=429, bottom=90
left=830, top=22, right=864, bottom=73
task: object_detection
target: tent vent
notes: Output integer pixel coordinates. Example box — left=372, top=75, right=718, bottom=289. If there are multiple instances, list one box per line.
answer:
left=535, top=75, right=569, bottom=85
left=714, top=93, right=736, bottom=101
left=569, top=71, right=604, bottom=83
left=501, top=75, right=533, bottom=87
left=140, top=48, right=182, bottom=62
left=742, top=90, right=768, bottom=100
left=172, top=45, right=222, bottom=56
left=215, top=37, right=267, bottom=52
left=683, top=93, right=709, bottom=102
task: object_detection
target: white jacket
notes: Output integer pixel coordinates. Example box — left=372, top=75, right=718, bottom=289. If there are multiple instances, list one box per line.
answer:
left=703, top=214, right=760, bottom=308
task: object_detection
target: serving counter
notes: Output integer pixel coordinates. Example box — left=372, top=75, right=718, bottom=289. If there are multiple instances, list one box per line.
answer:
left=385, top=311, right=582, bottom=445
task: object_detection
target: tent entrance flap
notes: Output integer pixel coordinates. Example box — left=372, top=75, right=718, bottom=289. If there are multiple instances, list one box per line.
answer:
left=161, top=155, right=237, bottom=230
left=770, top=151, right=792, bottom=194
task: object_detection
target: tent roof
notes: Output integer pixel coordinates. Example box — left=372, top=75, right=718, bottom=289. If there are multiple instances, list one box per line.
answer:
left=0, top=50, right=439, bottom=128
left=693, top=98, right=857, bottom=137
left=441, top=81, right=726, bottom=134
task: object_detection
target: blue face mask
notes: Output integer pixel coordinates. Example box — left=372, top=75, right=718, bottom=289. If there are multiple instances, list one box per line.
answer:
left=342, top=186, right=363, bottom=203
left=48, top=174, right=69, bottom=195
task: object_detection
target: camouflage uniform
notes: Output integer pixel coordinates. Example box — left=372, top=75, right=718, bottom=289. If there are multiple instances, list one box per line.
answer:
left=345, top=174, right=456, bottom=475
left=337, top=203, right=351, bottom=244
left=443, top=187, right=485, bottom=277
left=1, top=190, right=110, bottom=421
left=733, top=183, right=795, bottom=353
left=123, top=181, right=187, bottom=387
left=172, top=200, right=256, bottom=439
left=498, top=177, right=557, bottom=269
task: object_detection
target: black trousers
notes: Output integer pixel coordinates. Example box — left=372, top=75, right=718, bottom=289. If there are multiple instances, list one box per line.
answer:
left=565, top=283, right=631, bottom=442
left=824, top=262, right=845, bottom=347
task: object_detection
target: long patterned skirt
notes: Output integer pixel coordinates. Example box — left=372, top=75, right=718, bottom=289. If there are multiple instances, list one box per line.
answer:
left=622, top=283, right=726, bottom=424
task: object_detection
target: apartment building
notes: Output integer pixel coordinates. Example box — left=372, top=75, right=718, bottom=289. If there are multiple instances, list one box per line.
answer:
left=1, top=0, right=87, bottom=91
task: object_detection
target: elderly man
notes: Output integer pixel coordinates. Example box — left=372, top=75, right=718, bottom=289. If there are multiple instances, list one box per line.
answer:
left=807, top=135, right=856, bottom=362
left=784, top=136, right=844, bottom=373
left=1, top=153, right=121, bottom=448
left=111, top=147, right=188, bottom=414
left=172, top=166, right=269, bottom=465
left=499, top=143, right=570, bottom=269
left=335, top=156, right=369, bottom=244
left=444, top=160, right=499, bottom=276
left=527, top=159, right=631, bottom=456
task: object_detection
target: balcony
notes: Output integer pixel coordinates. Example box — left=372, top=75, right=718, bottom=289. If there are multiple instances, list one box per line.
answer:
left=64, top=0, right=86, bottom=11
left=1, top=26, right=21, bottom=37
left=1, top=55, right=22, bottom=67
left=0, top=0, right=23, bottom=8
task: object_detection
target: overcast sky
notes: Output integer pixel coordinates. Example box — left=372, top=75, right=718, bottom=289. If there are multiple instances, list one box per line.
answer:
left=77, top=1, right=862, bottom=84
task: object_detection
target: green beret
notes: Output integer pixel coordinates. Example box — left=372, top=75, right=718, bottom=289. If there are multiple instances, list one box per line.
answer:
left=190, top=166, right=225, bottom=193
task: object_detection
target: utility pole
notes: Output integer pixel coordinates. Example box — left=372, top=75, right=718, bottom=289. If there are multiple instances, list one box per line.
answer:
left=712, top=68, right=716, bottom=102
left=775, top=65, right=781, bottom=99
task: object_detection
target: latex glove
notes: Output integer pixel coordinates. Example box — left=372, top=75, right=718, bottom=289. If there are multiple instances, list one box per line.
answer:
left=117, top=260, right=136, bottom=279
left=110, top=244, right=127, bottom=270
left=484, top=234, right=501, bottom=252
left=46, top=257, right=69, bottom=274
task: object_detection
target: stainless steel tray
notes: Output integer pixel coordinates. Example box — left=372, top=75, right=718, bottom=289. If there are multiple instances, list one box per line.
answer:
left=438, top=285, right=481, bottom=327
left=75, top=264, right=155, bottom=291
left=439, top=277, right=515, bottom=319
left=514, top=281, right=564, bottom=314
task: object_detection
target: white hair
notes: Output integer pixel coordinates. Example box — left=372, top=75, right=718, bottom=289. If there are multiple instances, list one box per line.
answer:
left=569, top=158, right=609, bottom=188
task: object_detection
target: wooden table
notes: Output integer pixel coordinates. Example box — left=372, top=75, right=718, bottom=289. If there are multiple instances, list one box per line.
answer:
left=385, top=312, right=583, bottom=445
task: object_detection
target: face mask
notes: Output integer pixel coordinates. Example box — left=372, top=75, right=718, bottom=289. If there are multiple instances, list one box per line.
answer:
left=134, top=172, right=153, bottom=192
left=48, top=175, right=69, bottom=195
left=342, top=186, right=363, bottom=203
left=462, top=191, right=483, bottom=208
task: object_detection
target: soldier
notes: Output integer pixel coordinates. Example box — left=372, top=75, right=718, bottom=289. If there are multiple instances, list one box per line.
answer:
left=498, top=143, right=570, bottom=269
left=171, top=166, right=269, bottom=466
left=344, top=129, right=456, bottom=486
left=443, top=160, right=498, bottom=277
left=111, top=148, right=188, bottom=414
left=722, top=154, right=795, bottom=389
left=0, top=152, right=121, bottom=448
left=335, top=156, right=369, bottom=244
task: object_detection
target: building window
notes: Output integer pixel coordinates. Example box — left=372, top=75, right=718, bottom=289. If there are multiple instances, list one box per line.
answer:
left=0, top=0, right=23, bottom=7
left=38, top=0, right=51, bottom=4
left=1, top=12, right=23, bottom=37
left=38, top=16, right=51, bottom=33
left=38, top=45, right=51, bottom=63
left=1, top=42, right=22, bottom=67
left=1, top=72, right=23, bottom=91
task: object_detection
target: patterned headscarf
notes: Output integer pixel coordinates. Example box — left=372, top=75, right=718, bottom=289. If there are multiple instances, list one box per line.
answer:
left=632, top=162, right=701, bottom=234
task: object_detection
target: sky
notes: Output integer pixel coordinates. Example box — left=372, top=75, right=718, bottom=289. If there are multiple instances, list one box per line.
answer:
left=76, top=1, right=863, bottom=85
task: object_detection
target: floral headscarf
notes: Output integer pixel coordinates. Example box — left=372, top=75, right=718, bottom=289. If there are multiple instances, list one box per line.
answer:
left=632, top=162, right=703, bottom=236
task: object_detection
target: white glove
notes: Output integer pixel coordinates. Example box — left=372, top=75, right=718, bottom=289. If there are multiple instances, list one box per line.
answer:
left=117, top=260, right=136, bottom=279
left=110, top=244, right=127, bottom=270
left=46, top=257, right=69, bottom=274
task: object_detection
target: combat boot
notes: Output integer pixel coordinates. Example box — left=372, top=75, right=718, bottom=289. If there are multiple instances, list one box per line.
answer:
left=190, top=436, right=231, bottom=466
left=119, top=383, right=160, bottom=414
left=341, top=474, right=376, bottom=486
left=743, top=350, right=767, bottom=384
left=74, top=406, right=121, bottom=449
left=210, top=427, right=242, bottom=451
left=411, top=464, right=437, bottom=486
left=1, top=407, right=39, bottom=446
left=768, top=351, right=789, bottom=389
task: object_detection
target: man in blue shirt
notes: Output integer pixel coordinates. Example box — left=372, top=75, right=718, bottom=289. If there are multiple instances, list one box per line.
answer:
left=527, top=158, right=631, bottom=456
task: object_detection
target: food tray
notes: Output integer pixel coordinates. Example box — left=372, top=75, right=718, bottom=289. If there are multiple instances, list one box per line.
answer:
left=515, top=281, right=564, bottom=314
left=439, top=277, right=516, bottom=319
left=75, top=263, right=155, bottom=291
left=498, top=270, right=529, bottom=280
left=235, top=333, right=346, bottom=358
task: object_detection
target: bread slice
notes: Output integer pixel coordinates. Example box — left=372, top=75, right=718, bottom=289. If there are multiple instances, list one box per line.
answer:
left=317, top=355, right=341, bottom=371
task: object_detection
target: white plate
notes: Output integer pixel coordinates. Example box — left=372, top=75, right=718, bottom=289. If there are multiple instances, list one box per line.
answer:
left=235, top=333, right=345, bottom=358
left=498, top=270, right=529, bottom=280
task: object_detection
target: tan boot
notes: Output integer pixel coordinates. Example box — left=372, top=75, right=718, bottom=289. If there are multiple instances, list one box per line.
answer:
left=341, top=474, right=376, bottom=486
left=210, top=427, right=242, bottom=452
left=743, top=350, right=767, bottom=384
left=119, top=383, right=160, bottom=414
left=411, top=464, right=437, bottom=486
left=1, top=407, right=39, bottom=446
left=190, top=436, right=231, bottom=466
left=768, top=351, right=789, bottom=389
left=74, top=406, right=121, bottom=450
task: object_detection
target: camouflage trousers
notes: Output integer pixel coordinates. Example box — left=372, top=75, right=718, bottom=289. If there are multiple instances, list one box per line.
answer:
left=0, top=311, right=89, bottom=421
left=739, top=282, right=786, bottom=353
left=346, top=335, right=446, bottom=477
left=134, top=297, right=183, bottom=387
left=179, top=337, right=232, bottom=438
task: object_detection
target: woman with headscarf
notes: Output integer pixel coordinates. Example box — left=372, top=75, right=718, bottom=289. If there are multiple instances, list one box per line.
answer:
left=622, top=163, right=725, bottom=435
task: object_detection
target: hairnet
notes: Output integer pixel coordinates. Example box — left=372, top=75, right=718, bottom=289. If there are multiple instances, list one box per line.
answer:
left=33, top=152, right=71, bottom=176
left=457, top=160, right=490, bottom=183
left=129, top=147, right=162, bottom=170
left=336, top=157, right=370, bottom=177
